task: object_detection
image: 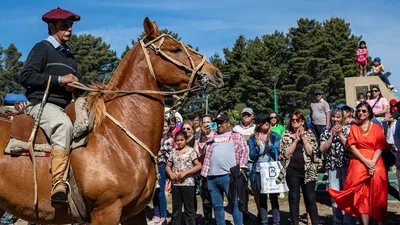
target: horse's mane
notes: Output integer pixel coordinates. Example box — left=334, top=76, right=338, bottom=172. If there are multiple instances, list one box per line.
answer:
left=85, top=43, right=138, bottom=129
left=86, top=85, right=106, bottom=130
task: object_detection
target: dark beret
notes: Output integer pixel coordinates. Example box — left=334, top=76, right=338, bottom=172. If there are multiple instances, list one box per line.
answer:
left=42, top=7, right=80, bottom=23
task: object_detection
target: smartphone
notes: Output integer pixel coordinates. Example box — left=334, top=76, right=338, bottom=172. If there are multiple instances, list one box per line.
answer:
left=209, top=122, right=217, bottom=130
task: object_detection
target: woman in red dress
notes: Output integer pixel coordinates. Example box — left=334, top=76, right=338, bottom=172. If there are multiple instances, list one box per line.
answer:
left=328, top=102, right=389, bottom=225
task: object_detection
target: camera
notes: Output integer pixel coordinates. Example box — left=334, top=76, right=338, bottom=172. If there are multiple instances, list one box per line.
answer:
left=209, top=122, right=217, bottom=130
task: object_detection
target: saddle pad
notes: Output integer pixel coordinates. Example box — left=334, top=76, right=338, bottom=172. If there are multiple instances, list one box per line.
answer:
left=4, top=97, right=91, bottom=157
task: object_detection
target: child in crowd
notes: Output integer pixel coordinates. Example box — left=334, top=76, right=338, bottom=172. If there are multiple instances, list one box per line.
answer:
left=356, top=41, right=368, bottom=77
left=166, top=131, right=202, bottom=225
left=355, top=93, right=366, bottom=108
left=372, top=57, right=396, bottom=92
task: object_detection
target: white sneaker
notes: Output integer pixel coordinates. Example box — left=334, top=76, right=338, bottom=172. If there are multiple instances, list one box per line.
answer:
left=158, top=217, right=167, bottom=225
left=393, top=89, right=398, bottom=93
left=148, top=217, right=160, bottom=225
left=388, top=85, right=394, bottom=89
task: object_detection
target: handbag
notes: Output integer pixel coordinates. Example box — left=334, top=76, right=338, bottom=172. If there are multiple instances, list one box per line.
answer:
left=259, top=150, right=289, bottom=194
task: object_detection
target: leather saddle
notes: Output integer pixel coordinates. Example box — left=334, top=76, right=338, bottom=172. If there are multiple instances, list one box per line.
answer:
left=9, top=102, right=78, bottom=145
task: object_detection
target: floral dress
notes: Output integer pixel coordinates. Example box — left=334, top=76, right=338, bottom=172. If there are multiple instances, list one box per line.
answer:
left=168, top=147, right=198, bottom=186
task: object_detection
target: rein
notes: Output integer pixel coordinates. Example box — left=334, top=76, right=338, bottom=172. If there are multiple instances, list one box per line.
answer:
left=67, top=34, right=208, bottom=179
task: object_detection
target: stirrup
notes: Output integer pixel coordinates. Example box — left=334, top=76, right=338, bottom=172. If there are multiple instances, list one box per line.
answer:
left=51, top=180, right=71, bottom=207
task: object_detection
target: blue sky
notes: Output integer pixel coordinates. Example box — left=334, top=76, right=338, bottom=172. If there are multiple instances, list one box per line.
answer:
left=1, top=0, right=399, bottom=98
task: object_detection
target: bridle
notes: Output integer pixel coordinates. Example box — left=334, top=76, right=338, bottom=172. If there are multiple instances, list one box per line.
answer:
left=140, top=33, right=208, bottom=111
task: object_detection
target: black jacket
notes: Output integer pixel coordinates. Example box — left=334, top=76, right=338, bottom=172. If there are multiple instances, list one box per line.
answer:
left=228, top=164, right=248, bottom=213
left=19, top=40, right=80, bottom=108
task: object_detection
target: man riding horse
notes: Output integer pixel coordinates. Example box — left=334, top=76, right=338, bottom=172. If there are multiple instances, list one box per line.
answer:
left=18, top=7, right=80, bottom=206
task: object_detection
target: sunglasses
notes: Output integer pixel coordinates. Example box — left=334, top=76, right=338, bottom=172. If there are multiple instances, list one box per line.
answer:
left=216, top=121, right=226, bottom=125
left=371, top=90, right=379, bottom=92
left=356, top=109, right=368, bottom=114
left=291, top=118, right=301, bottom=123
left=315, top=94, right=322, bottom=96
left=269, top=116, right=277, bottom=119
left=242, top=113, right=252, bottom=117
left=182, top=127, right=192, bottom=131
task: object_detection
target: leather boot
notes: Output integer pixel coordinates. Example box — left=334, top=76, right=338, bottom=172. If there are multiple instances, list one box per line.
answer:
left=50, top=148, right=70, bottom=206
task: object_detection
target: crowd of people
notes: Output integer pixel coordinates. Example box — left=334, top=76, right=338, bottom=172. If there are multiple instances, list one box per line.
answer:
left=146, top=87, right=400, bottom=225
left=1, top=7, right=399, bottom=225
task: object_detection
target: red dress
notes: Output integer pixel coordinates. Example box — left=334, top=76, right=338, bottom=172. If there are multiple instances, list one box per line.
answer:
left=328, top=123, right=389, bottom=222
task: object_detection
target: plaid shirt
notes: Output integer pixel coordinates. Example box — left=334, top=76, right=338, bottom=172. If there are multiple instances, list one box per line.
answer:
left=200, top=131, right=249, bottom=177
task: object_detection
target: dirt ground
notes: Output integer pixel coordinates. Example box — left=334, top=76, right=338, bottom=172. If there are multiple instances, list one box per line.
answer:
left=13, top=192, right=400, bottom=225
left=143, top=192, right=400, bottom=225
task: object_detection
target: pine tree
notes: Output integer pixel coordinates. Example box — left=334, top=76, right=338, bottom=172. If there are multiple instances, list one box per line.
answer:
left=208, top=35, right=249, bottom=114
left=68, top=34, right=119, bottom=85
left=0, top=44, right=24, bottom=94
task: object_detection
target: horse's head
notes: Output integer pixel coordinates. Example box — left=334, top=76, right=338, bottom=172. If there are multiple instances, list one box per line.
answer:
left=142, top=17, right=223, bottom=91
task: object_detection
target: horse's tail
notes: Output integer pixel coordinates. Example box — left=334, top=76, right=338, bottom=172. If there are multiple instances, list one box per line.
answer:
left=86, top=85, right=106, bottom=130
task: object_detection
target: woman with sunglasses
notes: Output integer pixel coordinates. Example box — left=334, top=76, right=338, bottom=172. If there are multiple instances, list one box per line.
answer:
left=366, top=86, right=389, bottom=132
left=269, top=112, right=285, bottom=138
left=320, top=109, right=356, bottom=225
left=248, top=113, right=281, bottom=225
left=182, top=120, right=198, bottom=151
left=328, top=102, right=389, bottom=225
left=277, top=111, right=321, bottom=225
left=248, top=113, right=280, bottom=225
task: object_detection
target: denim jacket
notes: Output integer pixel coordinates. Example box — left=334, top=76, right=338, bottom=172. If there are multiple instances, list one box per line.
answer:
left=247, top=131, right=280, bottom=189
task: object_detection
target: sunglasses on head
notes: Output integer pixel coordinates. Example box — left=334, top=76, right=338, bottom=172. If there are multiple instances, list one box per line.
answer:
left=356, top=109, right=368, bottom=114
left=291, top=118, right=301, bottom=123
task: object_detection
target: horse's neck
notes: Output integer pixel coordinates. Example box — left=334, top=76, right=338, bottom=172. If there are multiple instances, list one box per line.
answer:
left=105, top=44, right=164, bottom=147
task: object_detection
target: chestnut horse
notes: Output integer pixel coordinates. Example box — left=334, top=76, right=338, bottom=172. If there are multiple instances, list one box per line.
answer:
left=0, top=18, right=223, bottom=224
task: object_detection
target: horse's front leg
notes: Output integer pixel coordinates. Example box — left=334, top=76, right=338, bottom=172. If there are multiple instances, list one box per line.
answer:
left=121, top=209, right=147, bottom=225
left=90, top=201, right=122, bottom=225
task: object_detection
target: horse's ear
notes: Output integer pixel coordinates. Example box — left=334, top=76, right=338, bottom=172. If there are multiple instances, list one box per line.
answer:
left=152, top=21, right=160, bottom=36
left=143, top=17, right=158, bottom=40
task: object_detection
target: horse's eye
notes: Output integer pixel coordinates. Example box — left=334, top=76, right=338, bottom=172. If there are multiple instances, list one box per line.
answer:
left=171, top=47, right=182, bottom=53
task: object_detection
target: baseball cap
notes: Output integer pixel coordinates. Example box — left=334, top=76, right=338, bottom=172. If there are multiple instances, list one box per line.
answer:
left=255, top=113, right=269, bottom=124
left=374, top=57, right=381, bottom=63
left=214, top=113, right=229, bottom=122
left=241, top=107, right=254, bottom=115
left=314, top=89, right=323, bottom=95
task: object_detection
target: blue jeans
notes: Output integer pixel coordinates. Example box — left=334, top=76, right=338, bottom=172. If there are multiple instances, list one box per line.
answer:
left=207, top=174, right=242, bottom=225
left=328, top=167, right=356, bottom=225
left=377, top=73, right=391, bottom=85
left=152, top=163, right=167, bottom=218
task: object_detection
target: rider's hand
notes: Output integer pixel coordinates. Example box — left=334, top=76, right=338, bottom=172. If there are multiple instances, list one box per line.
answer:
left=60, top=74, right=78, bottom=85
